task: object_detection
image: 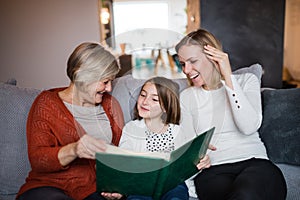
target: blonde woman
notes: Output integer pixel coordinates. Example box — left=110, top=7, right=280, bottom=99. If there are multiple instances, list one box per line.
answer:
left=176, top=29, right=287, bottom=200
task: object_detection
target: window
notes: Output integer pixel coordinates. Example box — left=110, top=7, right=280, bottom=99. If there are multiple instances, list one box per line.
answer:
left=112, top=0, right=186, bottom=51
left=113, top=1, right=169, bottom=36
left=111, top=0, right=187, bottom=79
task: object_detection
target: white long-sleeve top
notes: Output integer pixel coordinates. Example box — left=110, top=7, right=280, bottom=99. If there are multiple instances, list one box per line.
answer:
left=180, top=73, right=268, bottom=166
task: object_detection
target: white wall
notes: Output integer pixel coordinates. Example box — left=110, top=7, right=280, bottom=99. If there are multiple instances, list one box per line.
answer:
left=0, top=0, right=100, bottom=89
left=284, top=0, right=300, bottom=81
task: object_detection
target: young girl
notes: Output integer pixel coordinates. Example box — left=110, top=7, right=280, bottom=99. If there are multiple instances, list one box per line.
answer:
left=119, top=76, right=187, bottom=200
left=102, top=76, right=211, bottom=200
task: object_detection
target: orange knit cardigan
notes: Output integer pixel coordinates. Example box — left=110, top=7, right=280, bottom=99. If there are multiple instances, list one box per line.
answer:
left=17, top=88, right=124, bottom=200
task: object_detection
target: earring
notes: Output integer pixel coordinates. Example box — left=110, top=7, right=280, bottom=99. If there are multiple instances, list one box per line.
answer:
left=161, top=111, right=167, bottom=122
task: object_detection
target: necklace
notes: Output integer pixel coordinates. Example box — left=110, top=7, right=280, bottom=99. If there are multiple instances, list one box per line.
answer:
left=213, top=82, right=223, bottom=90
left=148, top=123, right=167, bottom=134
left=204, top=82, right=223, bottom=90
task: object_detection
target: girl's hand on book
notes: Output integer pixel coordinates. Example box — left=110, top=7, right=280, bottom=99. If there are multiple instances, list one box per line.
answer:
left=101, top=192, right=123, bottom=200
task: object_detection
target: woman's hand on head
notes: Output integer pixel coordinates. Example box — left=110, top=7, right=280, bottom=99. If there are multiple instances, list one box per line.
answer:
left=75, top=134, right=107, bottom=159
left=204, top=45, right=233, bottom=88
left=101, top=192, right=123, bottom=200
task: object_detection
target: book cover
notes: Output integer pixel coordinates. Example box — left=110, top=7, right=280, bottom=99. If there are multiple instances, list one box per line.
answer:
left=96, top=127, right=215, bottom=200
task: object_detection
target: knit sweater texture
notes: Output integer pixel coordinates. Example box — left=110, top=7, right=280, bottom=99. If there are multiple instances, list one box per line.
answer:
left=17, top=87, right=124, bottom=200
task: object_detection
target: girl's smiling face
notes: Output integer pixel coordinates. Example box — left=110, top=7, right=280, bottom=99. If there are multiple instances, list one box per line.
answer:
left=137, top=82, right=164, bottom=120
left=177, top=45, right=216, bottom=88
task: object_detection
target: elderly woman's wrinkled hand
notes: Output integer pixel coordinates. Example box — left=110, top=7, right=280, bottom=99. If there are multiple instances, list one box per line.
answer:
left=101, top=192, right=123, bottom=200
left=75, top=134, right=107, bottom=159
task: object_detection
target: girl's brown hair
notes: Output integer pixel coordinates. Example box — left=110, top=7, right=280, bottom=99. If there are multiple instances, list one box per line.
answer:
left=134, top=77, right=181, bottom=125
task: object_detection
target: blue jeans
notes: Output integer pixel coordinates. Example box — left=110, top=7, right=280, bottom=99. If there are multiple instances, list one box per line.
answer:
left=126, top=183, right=189, bottom=200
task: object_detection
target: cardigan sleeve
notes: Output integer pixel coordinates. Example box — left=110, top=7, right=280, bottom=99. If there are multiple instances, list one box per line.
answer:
left=26, top=92, right=70, bottom=172
left=224, top=73, right=262, bottom=134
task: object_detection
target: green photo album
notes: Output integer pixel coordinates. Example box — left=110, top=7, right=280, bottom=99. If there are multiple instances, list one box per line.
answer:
left=96, top=127, right=215, bottom=200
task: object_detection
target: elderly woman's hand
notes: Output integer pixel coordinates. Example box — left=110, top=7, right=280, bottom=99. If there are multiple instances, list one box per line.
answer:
left=101, top=192, right=123, bottom=200
left=75, top=134, right=107, bottom=159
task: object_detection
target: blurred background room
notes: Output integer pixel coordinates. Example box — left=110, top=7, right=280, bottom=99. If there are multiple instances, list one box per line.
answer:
left=1, top=0, right=299, bottom=89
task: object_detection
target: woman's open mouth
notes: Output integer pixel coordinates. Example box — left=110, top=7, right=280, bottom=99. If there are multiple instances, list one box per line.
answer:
left=190, top=73, right=200, bottom=80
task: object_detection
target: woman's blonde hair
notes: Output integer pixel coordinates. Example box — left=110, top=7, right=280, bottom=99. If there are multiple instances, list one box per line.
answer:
left=134, top=77, right=181, bottom=125
left=175, top=29, right=223, bottom=87
left=175, top=28, right=222, bottom=52
left=67, top=42, right=120, bottom=89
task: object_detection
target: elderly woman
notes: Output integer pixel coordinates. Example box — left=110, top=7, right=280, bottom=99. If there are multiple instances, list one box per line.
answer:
left=17, top=42, right=124, bottom=200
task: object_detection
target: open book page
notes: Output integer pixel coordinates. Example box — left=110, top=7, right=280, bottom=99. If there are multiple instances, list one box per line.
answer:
left=105, top=144, right=170, bottom=160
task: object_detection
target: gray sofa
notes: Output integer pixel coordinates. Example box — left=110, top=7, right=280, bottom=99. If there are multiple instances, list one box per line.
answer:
left=0, top=70, right=299, bottom=200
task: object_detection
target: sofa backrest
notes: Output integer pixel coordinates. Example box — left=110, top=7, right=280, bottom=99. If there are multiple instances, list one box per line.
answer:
left=0, top=83, right=41, bottom=197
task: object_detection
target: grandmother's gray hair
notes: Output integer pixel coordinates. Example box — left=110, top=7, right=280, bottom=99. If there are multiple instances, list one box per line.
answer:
left=67, top=42, right=120, bottom=89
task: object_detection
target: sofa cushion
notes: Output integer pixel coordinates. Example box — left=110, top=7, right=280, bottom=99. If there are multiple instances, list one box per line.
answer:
left=111, top=75, right=144, bottom=123
left=0, top=83, right=41, bottom=195
left=233, top=63, right=263, bottom=83
left=276, top=164, right=300, bottom=200
left=259, top=88, right=300, bottom=165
